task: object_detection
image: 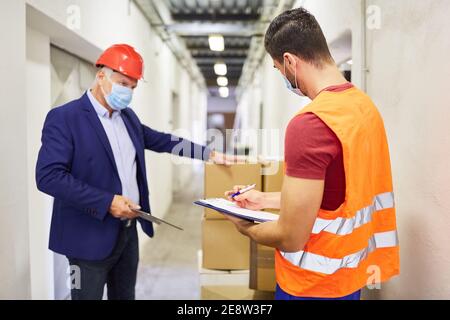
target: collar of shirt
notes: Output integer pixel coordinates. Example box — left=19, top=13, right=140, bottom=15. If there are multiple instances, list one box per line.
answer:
left=319, top=82, right=354, bottom=94
left=86, top=89, right=121, bottom=119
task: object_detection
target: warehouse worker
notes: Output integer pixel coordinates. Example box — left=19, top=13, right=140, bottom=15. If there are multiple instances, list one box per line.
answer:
left=225, top=8, right=399, bottom=300
left=36, top=44, right=230, bottom=300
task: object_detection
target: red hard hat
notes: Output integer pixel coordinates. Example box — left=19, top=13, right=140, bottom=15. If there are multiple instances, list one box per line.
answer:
left=96, top=44, right=144, bottom=80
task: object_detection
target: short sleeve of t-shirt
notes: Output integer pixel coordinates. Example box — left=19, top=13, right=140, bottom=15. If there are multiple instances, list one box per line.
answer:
left=285, top=113, right=341, bottom=180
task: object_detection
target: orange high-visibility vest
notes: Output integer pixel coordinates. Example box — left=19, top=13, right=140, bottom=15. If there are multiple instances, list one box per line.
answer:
left=276, top=86, right=400, bottom=298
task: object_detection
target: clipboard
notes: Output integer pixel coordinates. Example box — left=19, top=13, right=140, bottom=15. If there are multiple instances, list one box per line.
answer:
left=194, top=199, right=279, bottom=223
left=132, top=209, right=184, bottom=231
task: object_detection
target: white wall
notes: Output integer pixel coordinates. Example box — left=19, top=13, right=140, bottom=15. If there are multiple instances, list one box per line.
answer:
left=365, top=0, right=450, bottom=300
left=0, top=0, right=207, bottom=299
left=0, top=0, right=31, bottom=299
left=171, top=65, right=195, bottom=191
left=26, top=26, right=54, bottom=300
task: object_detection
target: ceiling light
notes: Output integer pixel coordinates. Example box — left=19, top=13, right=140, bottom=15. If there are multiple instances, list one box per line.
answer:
left=219, top=87, right=229, bottom=98
left=347, top=59, right=353, bottom=65
left=217, top=76, right=228, bottom=87
left=208, top=35, right=225, bottom=52
left=214, top=62, right=227, bottom=76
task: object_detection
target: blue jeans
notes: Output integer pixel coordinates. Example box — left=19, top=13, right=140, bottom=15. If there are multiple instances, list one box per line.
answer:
left=275, top=284, right=361, bottom=300
left=67, top=220, right=139, bottom=300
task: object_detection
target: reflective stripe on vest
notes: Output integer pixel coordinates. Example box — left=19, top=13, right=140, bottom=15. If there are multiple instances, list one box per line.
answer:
left=311, top=192, right=394, bottom=236
left=281, top=230, right=399, bottom=275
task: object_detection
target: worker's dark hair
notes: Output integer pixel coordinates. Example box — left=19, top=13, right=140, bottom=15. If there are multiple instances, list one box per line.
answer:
left=264, top=8, right=334, bottom=67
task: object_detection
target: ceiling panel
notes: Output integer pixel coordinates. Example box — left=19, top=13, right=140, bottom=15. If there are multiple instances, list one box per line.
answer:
left=168, top=0, right=265, bottom=96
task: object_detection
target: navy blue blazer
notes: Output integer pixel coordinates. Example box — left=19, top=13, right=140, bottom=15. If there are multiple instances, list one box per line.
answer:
left=36, top=93, right=210, bottom=261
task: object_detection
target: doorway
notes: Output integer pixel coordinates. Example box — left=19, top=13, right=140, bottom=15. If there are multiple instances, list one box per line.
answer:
left=50, top=45, right=97, bottom=299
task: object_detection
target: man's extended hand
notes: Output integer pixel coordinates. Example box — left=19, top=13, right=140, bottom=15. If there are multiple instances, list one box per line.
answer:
left=109, top=195, right=140, bottom=219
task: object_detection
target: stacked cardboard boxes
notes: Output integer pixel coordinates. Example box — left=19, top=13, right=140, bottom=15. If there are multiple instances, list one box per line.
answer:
left=203, top=163, right=263, bottom=220
left=249, top=161, right=284, bottom=292
left=249, top=241, right=276, bottom=292
left=197, top=250, right=265, bottom=300
left=261, top=160, right=284, bottom=212
left=200, top=161, right=283, bottom=298
left=202, top=219, right=250, bottom=270
left=201, top=163, right=262, bottom=270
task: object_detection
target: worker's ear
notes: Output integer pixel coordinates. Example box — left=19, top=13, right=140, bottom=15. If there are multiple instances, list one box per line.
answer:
left=96, top=70, right=105, bottom=81
left=284, top=53, right=298, bottom=68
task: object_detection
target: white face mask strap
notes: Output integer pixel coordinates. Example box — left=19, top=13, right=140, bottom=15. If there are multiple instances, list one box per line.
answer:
left=284, top=56, right=298, bottom=90
left=294, top=62, right=299, bottom=90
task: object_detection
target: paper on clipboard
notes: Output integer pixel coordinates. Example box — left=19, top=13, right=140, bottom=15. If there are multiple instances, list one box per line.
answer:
left=194, top=198, right=279, bottom=223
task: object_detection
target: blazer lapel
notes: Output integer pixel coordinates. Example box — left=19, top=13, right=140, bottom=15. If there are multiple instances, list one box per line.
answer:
left=81, top=93, right=119, bottom=174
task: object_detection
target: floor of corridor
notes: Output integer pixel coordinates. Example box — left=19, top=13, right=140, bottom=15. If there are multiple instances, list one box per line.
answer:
left=135, top=168, right=204, bottom=300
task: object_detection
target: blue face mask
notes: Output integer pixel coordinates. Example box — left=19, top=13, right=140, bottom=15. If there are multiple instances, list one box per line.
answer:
left=283, top=59, right=306, bottom=97
left=101, top=75, right=133, bottom=111
left=106, top=83, right=133, bottom=111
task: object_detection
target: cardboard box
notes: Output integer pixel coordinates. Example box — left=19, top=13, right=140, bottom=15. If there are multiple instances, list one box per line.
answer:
left=201, top=286, right=275, bottom=300
left=202, top=219, right=250, bottom=270
left=249, top=240, right=276, bottom=292
left=200, top=270, right=250, bottom=287
left=198, top=250, right=250, bottom=286
left=262, top=161, right=284, bottom=214
left=204, top=163, right=262, bottom=220
left=262, top=161, right=284, bottom=192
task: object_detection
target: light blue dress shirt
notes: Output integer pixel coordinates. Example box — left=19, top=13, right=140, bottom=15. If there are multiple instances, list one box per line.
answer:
left=87, top=90, right=140, bottom=206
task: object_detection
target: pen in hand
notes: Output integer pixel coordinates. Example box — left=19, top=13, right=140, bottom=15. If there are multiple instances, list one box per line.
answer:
left=231, top=184, right=257, bottom=199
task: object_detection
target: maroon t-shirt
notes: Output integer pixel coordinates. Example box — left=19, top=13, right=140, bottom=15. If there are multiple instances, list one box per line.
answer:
left=285, top=83, right=354, bottom=211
